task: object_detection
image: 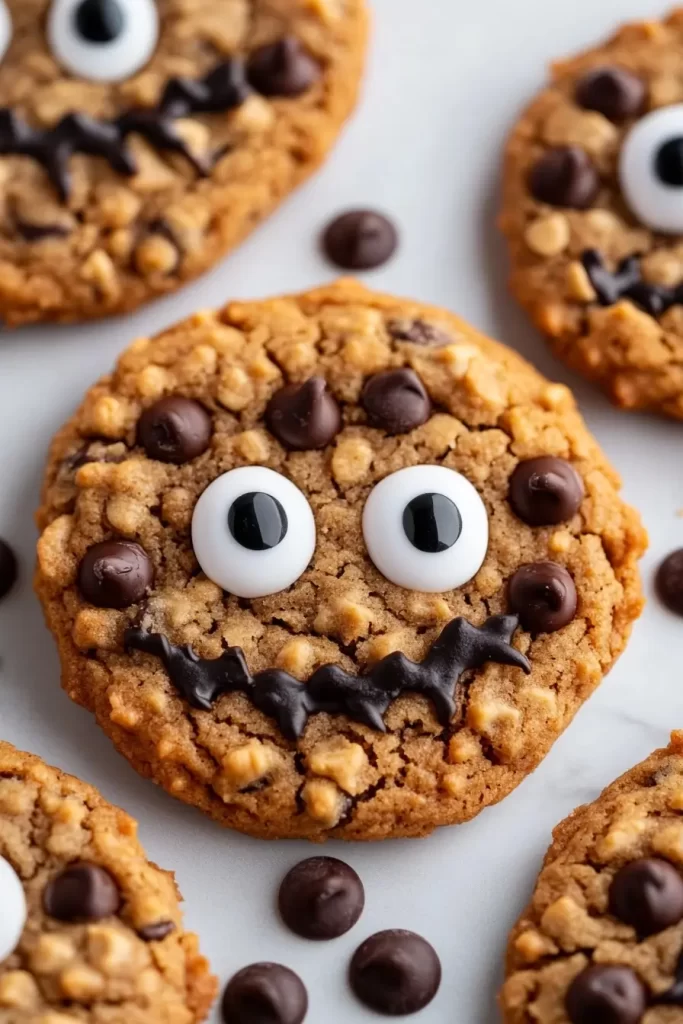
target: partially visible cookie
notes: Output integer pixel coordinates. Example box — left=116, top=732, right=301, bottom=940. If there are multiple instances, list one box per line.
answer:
left=0, top=741, right=216, bottom=1021
left=500, top=731, right=683, bottom=1024
left=501, top=8, right=683, bottom=418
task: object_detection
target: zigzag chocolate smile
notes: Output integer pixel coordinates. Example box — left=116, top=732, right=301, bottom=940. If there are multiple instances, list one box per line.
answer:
left=125, top=614, right=531, bottom=740
left=581, top=249, right=683, bottom=317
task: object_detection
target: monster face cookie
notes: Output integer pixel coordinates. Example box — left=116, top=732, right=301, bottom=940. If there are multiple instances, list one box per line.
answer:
left=0, top=741, right=215, bottom=1021
left=0, top=1, right=367, bottom=326
left=35, top=280, right=646, bottom=840
left=500, top=8, right=683, bottom=418
left=500, top=732, right=683, bottom=1024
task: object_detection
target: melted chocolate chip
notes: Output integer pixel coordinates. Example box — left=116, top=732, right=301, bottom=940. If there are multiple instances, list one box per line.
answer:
left=528, top=146, right=600, bottom=209
left=44, top=863, right=121, bottom=922
left=279, top=857, right=364, bottom=940
left=509, top=562, right=577, bottom=634
left=222, top=963, right=308, bottom=1024
left=247, top=37, right=319, bottom=97
left=658, top=949, right=683, bottom=1005
left=322, top=210, right=398, bottom=270
left=16, top=220, right=71, bottom=242
left=266, top=377, right=342, bottom=450
left=362, top=368, right=431, bottom=435
left=78, top=540, right=153, bottom=609
left=138, top=920, right=176, bottom=942
left=387, top=318, right=452, bottom=346
left=125, top=614, right=530, bottom=738
left=582, top=249, right=683, bottom=317
left=609, top=858, right=683, bottom=937
left=349, top=930, right=441, bottom=1015
left=657, top=549, right=683, bottom=615
left=565, top=965, right=647, bottom=1024
left=0, top=539, right=17, bottom=601
left=137, top=396, right=212, bottom=464
left=575, top=67, right=646, bottom=121
left=509, top=457, right=584, bottom=526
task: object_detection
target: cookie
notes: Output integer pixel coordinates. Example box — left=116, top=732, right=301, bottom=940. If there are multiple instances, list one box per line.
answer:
left=0, top=1, right=367, bottom=326
left=0, top=741, right=216, bottom=1021
left=500, top=8, right=683, bottom=418
left=499, top=731, right=683, bottom=1024
left=35, top=279, right=646, bottom=841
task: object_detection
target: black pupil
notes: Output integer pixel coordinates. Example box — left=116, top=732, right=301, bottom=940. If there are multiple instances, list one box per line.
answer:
left=228, top=492, right=288, bottom=551
left=402, top=493, right=462, bottom=554
left=75, top=0, right=125, bottom=44
left=655, top=137, right=683, bottom=187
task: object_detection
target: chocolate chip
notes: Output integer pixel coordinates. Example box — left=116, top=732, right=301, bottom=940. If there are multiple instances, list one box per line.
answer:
left=509, top=562, right=577, bottom=634
left=388, top=318, right=452, bottom=346
left=221, top=963, right=308, bottom=1024
left=44, top=863, right=121, bottom=922
left=16, top=220, right=71, bottom=242
left=137, top=396, right=212, bottom=464
left=609, top=858, right=683, bottom=937
left=349, top=929, right=441, bottom=1015
left=565, top=965, right=647, bottom=1024
left=528, top=146, right=600, bottom=209
left=266, top=377, right=342, bottom=450
left=657, top=550, right=683, bottom=615
left=78, top=540, right=153, bottom=609
left=247, top=37, right=319, bottom=97
left=362, top=368, right=431, bottom=435
left=138, top=920, right=176, bottom=942
left=0, top=539, right=17, bottom=601
left=576, top=67, right=646, bottom=122
left=509, top=457, right=584, bottom=526
left=322, top=210, right=398, bottom=270
left=279, top=857, right=364, bottom=940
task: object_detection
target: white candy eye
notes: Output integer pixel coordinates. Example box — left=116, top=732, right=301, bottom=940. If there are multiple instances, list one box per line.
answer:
left=47, top=0, right=159, bottom=83
left=619, top=104, right=683, bottom=233
left=362, top=466, right=489, bottom=593
left=191, top=467, right=316, bottom=599
left=0, top=3, right=12, bottom=65
left=0, top=855, right=26, bottom=962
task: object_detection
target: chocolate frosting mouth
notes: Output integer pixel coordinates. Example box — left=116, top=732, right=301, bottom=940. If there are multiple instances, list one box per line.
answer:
left=125, top=614, right=531, bottom=740
left=0, top=57, right=249, bottom=201
left=581, top=248, right=683, bottom=317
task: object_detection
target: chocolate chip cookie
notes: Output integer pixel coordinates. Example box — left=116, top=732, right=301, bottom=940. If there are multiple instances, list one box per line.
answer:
left=35, top=279, right=647, bottom=841
left=0, top=741, right=215, bottom=1020
left=500, top=731, right=683, bottom=1024
left=0, top=0, right=367, bottom=326
left=500, top=8, right=683, bottom=418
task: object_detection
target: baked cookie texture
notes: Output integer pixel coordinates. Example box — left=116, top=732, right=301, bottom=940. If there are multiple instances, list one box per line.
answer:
left=0, top=0, right=367, bottom=326
left=500, top=7, right=683, bottom=418
left=0, top=741, right=215, bottom=1022
left=500, top=732, right=683, bottom=1024
left=35, top=279, right=647, bottom=841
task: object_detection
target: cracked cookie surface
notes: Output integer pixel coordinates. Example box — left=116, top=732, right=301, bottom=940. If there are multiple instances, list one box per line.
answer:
left=0, top=0, right=367, bottom=326
left=0, top=741, right=215, bottom=1022
left=500, top=7, right=683, bottom=419
left=35, top=279, right=646, bottom=841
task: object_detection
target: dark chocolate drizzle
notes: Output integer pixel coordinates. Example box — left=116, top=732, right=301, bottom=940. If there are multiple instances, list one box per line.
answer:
left=125, top=615, right=531, bottom=740
left=0, top=58, right=250, bottom=200
left=581, top=249, right=683, bottom=317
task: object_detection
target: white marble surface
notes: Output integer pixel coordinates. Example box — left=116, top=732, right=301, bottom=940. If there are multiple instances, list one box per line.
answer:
left=0, top=0, right=681, bottom=1020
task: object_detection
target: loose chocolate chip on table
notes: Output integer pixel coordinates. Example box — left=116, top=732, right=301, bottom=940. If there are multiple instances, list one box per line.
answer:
left=362, top=368, right=431, bottom=435
left=528, top=146, right=600, bottom=209
left=138, top=396, right=212, bottom=464
left=609, top=858, right=683, bottom=937
left=138, top=920, right=176, bottom=942
left=266, top=377, right=342, bottom=450
left=222, top=963, right=308, bottom=1024
left=565, top=964, right=648, bottom=1024
left=509, top=457, right=584, bottom=526
left=656, top=549, right=683, bottom=616
left=247, top=37, right=319, bottom=97
left=509, top=562, right=577, bottom=634
left=575, top=66, right=646, bottom=122
left=78, top=540, right=153, bottom=609
left=44, top=863, right=121, bottom=922
left=0, top=539, right=17, bottom=601
left=322, top=210, right=398, bottom=270
left=279, top=857, right=365, bottom=940
left=349, top=929, right=441, bottom=1016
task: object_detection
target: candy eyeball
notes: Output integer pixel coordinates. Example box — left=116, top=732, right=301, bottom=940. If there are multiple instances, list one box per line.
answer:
left=362, top=465, right=489, bottom=593
left=0, top=855, right=26, bottom=962
left=47, top=0, right=159, bottom=83
left=0, top=2, right=12, bottom=65
left=191, top=467, right=316, bottom=599
left=619, top=104, right=683, bottom=233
